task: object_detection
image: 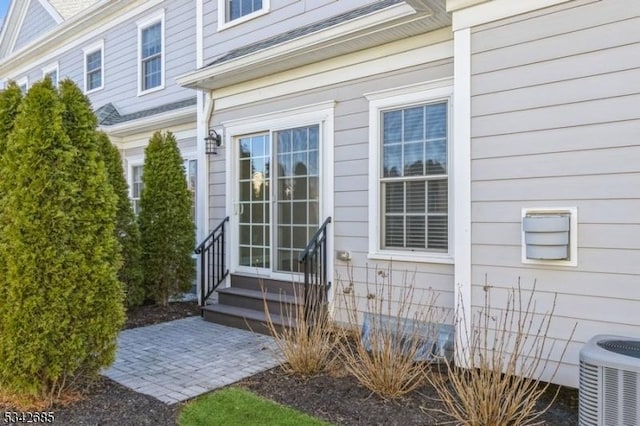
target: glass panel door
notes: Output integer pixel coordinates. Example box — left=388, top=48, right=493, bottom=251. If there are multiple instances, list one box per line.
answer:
left=238, top=134, right=271, bottom=269
left=275, top=125, right=319, bottom=272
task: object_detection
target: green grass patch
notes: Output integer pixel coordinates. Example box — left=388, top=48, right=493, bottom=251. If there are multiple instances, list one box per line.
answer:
left=179, top=387, right=332, bottom=426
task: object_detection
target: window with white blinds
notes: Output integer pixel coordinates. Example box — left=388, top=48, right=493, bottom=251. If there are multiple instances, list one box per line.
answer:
left=381, top=101, right=448, bottom=252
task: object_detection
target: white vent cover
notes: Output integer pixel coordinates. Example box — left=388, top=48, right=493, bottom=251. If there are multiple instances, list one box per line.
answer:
left=579, top=334, right=640, bottom=425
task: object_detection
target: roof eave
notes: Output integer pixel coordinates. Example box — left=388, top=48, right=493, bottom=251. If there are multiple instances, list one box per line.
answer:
left=177, top=1, right=434, bottom=91
left=99, top=105, right=197, bottom=138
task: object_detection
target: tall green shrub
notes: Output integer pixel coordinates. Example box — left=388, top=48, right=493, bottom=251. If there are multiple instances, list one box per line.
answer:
left=0, top=81, right=22, bottom=156
left=0, top=82, right=23, bottom=306
left=97, top=131, right=144, bottom=307
left=0, top=79, right=124, bottom=402
left=139, top=131, right=195, bottom=306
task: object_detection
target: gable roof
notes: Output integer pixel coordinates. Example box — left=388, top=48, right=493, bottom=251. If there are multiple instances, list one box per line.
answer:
left=0, top=0, right=98, bottom=60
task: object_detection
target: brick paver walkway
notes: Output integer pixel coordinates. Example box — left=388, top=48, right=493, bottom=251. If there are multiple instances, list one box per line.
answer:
left=102, top=317, right=280, bottom=404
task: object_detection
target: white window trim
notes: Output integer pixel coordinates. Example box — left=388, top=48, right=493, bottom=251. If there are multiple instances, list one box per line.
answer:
left=41, top=61, right=59, bottom=87
left=83, top=39, right=104, bottom=94
left=217, top=0, right=270, bottom=32
left=137, top=9, right=165, bottom=96
left=128, top=157, right=144, bottom=214
left=521, top=207, right=578, bottom=267
left=16, top=76, right=28, bottom=92
left=222, top=101, right=335, bottom=281
left=182, top=152, right=198, bottom=225
left=366, top=78, right=454, bottom=264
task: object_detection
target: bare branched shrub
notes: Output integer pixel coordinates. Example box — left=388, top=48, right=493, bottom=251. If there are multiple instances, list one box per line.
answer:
left=338, top=264, right=450, bottom=399
left=428, top=278, right=576, bottom=425
left=262, top=282, right=339, bottom=377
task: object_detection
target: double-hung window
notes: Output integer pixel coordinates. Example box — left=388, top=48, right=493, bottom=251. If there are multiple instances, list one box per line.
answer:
left=382, top=102, right=448, bottom=250
left=368, top=81, right=453, bottom=263
left=218, top=0, right=269, bottom=30
left=137, top=11, right=164, bottom=94
left=84, top=40, right=104, bottom=93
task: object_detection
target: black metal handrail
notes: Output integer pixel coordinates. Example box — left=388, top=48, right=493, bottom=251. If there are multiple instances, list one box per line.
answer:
left=298, top=217, right=332, bottom=324
left=195, top=216, right=229, bottom=306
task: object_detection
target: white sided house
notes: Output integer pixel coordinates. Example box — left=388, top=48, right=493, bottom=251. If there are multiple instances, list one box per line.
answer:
left=2, top=0, right=638, bottom=390
left=179, top=0, right=640, bottom=389
left=0, top=0, right=200, bottom=232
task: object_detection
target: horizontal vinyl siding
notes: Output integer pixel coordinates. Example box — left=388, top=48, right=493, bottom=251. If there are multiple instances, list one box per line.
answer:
left=470, top=0, right=640, bottom=387
left=210, top=56, right=455, bottom=312
left=14, top=0, right=57, bottom=52
left=202, top=0, right=372, bottom=62
left=90, top=0, right=196, bottom=114
left=10, top=0, right=196, bottom=116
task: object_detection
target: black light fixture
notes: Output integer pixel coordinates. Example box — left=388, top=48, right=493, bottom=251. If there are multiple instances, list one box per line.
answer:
left=204, top=128, right=222, bottom=155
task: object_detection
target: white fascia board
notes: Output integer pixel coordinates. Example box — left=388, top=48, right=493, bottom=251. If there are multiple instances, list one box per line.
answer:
left=99, top=105, right=196, bottom=138
left=213, top=29, right=453, bottom=110
left=37, top=0, right=64, bottom=24
left=116, top=124, right=197, bottom=150
left=3, top=0, right=29, bottom=56
left=446, top=0, right=490, bottom=13
left=0, top=0, right=163, bottom=77
left=177, top=1, right=418, bottom=88
left=452, top=0, right=573, bottom=31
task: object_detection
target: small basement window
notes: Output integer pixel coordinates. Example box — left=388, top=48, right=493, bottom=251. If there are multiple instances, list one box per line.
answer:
left=521, top=207, right=577, bottom=267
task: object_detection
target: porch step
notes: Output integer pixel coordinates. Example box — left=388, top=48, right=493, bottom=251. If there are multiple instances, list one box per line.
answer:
left=202, top=275, right=303, bottom=335
left=230, top=275, right=304, bottom=297
left=217, top=287, right=301, bottom=314
left=201, top=304, right=295, bottom=335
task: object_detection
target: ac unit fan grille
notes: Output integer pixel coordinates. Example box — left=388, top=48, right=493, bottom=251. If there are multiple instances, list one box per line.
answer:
left=580, top=336, right=640, bottom=426
left=597, top=340, right=640, bottom=358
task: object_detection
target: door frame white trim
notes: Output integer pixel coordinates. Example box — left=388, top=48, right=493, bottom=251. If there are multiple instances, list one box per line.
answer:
left=222, top=101, right=335, bottom=281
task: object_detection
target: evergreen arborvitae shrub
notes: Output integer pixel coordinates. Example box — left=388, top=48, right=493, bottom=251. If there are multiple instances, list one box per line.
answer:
left=0, top=82, right=22, bottom=307
left=0, top=81, right=22, bottom=156
left=97, top=131, right=145, bottom=307
left=139, top=131, right=195, bottom=306
left=0, top=79, right=124, bottom=403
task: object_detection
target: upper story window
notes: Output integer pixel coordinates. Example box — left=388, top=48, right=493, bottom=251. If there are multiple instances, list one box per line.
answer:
left=229, top=0, right=262, bottom=21
left=218, top=0, right=269, bottom=30
left=42, top=62, right=59, bottom=87
left=367, top=81, right=453, bottom=264
left=137, top=10, right=165, bottom=95
left=83, top=40, right=104, bottom=93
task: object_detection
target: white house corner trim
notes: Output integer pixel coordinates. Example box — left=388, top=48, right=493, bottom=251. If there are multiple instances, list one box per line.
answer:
left=195, top=91, right=214, bottom=305
left=453, top=27, right=472, bottom=367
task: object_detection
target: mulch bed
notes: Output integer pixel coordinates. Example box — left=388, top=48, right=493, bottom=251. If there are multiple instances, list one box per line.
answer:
left=4, top=301, right=579, bottom=425
left=123, top=301, right=201, bottom=330
left=238, top=366, right=579, bottom=426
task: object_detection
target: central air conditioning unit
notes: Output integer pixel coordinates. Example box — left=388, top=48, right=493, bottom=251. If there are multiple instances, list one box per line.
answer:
left=579, top=335, right=640, bottom=426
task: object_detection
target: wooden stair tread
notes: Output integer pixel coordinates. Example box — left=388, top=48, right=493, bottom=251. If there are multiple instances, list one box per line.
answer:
left=201, top=303, right=295, bottom=327
left=217, top=286, right=302, bottom=305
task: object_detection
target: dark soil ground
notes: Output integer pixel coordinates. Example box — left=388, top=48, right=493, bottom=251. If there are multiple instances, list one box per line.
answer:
left=4, top=302, right=579, bottom=425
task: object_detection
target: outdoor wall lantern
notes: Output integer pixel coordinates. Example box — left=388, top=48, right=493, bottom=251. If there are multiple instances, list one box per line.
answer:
left=204, top=128, right=222, bottom=155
